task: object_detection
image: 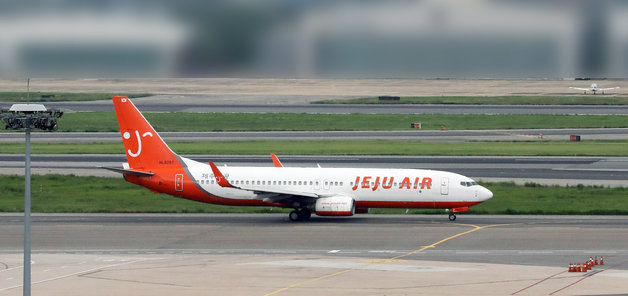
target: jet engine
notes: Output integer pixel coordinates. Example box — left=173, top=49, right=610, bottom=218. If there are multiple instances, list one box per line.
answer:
left=315, top=195, right=355, bottom=216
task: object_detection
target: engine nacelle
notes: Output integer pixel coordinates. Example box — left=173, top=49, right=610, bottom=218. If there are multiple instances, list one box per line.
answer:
left=315, top=195, right=355, bottom=216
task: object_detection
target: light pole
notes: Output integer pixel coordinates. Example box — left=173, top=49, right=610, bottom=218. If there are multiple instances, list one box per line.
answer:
left=1, top=104, right=62, bottom=296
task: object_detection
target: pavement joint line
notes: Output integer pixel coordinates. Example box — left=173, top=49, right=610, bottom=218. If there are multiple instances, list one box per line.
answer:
left=510, top=269, right=567, bottom=295
left=0, top=257, right=159, bottom=292
left=549, top=260, right=628, bottom=295
left=262, top=223, right=508, bottom=296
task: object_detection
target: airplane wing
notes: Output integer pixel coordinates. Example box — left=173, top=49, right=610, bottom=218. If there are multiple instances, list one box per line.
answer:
left=100, top=166, right=154, bottom=176
left=569, top=87, right=591, bottom=91
left=598, top=87, right=620, bottom=91
left=208, top=162, right=319, bottom=202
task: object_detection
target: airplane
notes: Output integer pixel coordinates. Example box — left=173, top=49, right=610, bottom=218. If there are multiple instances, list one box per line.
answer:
left=569, top=83, right=620, bottom=95
left=104, top=96, right=493, bottom=221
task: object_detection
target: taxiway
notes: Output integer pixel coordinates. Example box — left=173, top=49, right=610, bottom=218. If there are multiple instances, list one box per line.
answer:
left=1, top=214, right=627, bottom=295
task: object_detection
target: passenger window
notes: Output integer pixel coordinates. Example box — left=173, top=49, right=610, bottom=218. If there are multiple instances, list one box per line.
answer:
left=340, top=182, right=343, bottom=186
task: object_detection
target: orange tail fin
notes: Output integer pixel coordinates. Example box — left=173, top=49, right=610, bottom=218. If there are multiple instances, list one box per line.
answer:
left=113, top=96, right=179, bottom=170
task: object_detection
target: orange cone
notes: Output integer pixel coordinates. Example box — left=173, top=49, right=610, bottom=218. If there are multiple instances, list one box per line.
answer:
left=568, top=263, right=574, bottom=272
left=600, top=256, right=604, bottom=265
left=595, top=256, right=598, bottom=265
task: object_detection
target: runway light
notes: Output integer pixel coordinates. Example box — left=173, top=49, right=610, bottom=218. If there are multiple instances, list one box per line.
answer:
left=1, top=103, right=63, bottom=296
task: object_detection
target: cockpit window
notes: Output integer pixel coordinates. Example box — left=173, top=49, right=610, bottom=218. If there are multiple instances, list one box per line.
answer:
left=460, top=181, right=479, bottom=187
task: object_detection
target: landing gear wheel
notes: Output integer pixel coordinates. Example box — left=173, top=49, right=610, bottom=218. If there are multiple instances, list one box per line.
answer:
left=289, top=210, right=300, bottom=221
left=448, top=213, right=456, bottom=221
left=298, top=208, right=311, bottom=220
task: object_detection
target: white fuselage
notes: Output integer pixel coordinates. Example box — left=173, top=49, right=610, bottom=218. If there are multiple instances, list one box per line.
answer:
left=180, top=157, right=493, bottom=208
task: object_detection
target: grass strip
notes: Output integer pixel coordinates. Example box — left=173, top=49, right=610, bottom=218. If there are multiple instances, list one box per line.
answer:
left=4, top=112, right=627, bottom=132
left=0, top=92, right=151, bottom=102
left=0, top=175, right=625, bottom=215
left=314, top=96, right=628, bottom=105
left=1, top=140, right=628, bottom=156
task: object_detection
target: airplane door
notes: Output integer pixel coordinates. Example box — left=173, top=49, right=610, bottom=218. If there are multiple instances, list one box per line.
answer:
left=440, top=177, right=449, bottom=195
left=175, top=174, right=184, bottom=191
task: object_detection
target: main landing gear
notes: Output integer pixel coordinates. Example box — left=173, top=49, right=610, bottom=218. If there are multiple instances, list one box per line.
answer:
left=448, top=213, right=456, bottom=221
left=289, top=208, right=311, bottom=221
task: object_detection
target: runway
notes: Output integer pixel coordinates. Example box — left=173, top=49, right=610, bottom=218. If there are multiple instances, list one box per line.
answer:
left=1, top=154, right=627, bottom=186
left=2, top=128, right=628, bottom=143
left=1, top=214, right=627, bottom=295
left=5, top=98, right=628, bottom=114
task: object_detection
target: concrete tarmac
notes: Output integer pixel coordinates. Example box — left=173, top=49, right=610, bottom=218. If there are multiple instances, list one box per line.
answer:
left=1, top=78, right=627, bottom=98
left=1, top=214, right=627, bottom=295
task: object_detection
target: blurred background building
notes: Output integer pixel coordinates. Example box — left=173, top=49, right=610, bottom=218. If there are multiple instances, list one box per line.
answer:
left=0, top=0, right=627, bottom=78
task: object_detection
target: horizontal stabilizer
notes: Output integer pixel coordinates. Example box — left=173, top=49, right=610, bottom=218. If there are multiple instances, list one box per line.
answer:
left=100, top=166, right=154, bottom=176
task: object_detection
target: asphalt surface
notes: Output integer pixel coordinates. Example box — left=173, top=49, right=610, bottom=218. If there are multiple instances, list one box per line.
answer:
left=2, top=128, right=628, bottom=143
left=1, top=214, right=627, bottom=269
left=4, top=98, right=628, bottom=114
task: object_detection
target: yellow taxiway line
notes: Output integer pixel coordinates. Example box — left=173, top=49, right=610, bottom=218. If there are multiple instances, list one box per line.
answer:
left=263, top=223, right=509, bottom=296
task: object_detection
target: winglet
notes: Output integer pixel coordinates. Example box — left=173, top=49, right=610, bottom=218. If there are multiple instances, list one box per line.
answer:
left=208, top=161, right=235, bottom=188
left=271, top=153, right=283, bottom=167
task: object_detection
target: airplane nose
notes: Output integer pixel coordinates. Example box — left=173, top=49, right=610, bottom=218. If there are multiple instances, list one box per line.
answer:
left=479, top=186, right=493, bottom=201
